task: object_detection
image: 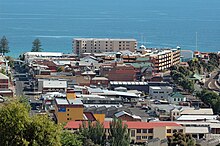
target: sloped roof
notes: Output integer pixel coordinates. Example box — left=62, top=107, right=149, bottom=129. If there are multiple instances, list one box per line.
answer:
left=169, top=92, right=185, bottom=99
left=0, top=73, right=9, bottom=79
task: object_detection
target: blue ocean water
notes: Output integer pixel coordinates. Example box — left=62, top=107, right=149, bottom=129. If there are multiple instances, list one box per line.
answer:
left=0, top=0, right=220, bottom=57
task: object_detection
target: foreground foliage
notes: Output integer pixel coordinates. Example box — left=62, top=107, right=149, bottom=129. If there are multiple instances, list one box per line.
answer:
left=0, top=102, right=81, bottom=146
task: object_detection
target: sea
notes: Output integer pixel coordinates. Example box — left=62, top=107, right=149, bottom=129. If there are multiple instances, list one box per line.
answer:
left=0, top=0, right=220, bottom=57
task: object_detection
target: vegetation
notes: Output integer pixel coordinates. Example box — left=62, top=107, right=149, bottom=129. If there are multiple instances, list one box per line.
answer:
left=61, top=131, right=82, bottom=146
left=170, top=66, right=194, bottom=93
left=1, top=68, right=6, bottom=75
left=5, top=56, right=14, bottom=67
left=109, top=118, right=130, bottom=146
left=168, top=132, right=196, bottom=146
left=79, top=119, right=130, bottom=146
left=0, top=36, right=10, bottom=55
left=196, top=89, right=220, bottom=114
left=32, top=38, right=43, bottom=52
left=79, top=121, right=106, bottom=146
left=0, top=101, right=82, bottom=146
left=57, top=66, right=64, bottom=72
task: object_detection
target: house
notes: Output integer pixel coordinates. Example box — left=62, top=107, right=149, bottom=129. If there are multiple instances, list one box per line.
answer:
left=168, top=92, right=186, bottom=104
left=190, top=73, right=205, bottom=84
left=90, top=77, right=109, bottom=88
left=0, top=73, right=9, bottom=89
left=114, top=111, right=141, bottom=121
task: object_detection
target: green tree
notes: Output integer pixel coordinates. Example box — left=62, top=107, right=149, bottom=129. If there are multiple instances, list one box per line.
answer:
left=5, top=56, right=14, bottom=68
left=168, top=132, right=196, bottom=146
left=0, top=36, right=10, bottom=55
left=197, top=89, right=220, bottom=114
left=32, top=38, right=43, bottom=52
left=79, top=121, right=106, bottom=146
left=1, top=68, right=6, bottom=75
left=109, top=119, right=130, bottom=146
left=61, top=131, right=83, bottom=146
left=0, top=101, right=63, bottom=146
left=0, top=102, right=30, bottom=146
left=26, top=115, right=62, bottom=146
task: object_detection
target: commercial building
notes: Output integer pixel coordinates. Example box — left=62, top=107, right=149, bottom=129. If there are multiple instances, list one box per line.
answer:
left=64, top=121, right=184, bottom=144
left=54, top=89, right=84, bottom=123
left=73, top=38, right=137, bottom=56
left=100, top=63, right=136, bottom=81
left=38, top=80, right=67, bottom=93
left=147, top=49, right=180, bottom=72
left=149, top=86, right=173, bottom=99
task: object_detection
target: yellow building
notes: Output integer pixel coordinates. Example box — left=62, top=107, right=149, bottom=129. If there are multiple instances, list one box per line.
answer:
left=54, top=97, right=84, bottom=123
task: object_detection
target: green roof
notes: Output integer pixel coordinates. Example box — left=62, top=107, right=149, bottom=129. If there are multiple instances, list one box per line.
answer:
left=190, top=73, right=202, bottom=81
left=127, top=62, right=152, bottom=68
left=136, top=57, right=150, bottom=61
left=169, top=92, right=185, bottom=99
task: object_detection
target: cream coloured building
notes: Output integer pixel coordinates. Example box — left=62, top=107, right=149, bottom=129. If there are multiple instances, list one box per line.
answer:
left=73, top=38, right=137, bottom=56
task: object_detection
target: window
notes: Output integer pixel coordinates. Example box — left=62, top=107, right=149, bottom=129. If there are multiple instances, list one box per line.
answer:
left=67, top=118, right=69, bottom=120
left=67, top=109, right=69, bottom=111
left=142, top=136, right=148, bottom=139
left=137, top=129, right=141, bottom=133
left=136, top=136, right=141, bottom=140
left=131, top=130, right=135, bottom=137
left=67, top=114, right=69, bottom=116
left=167, top=129, right=171, bottom=133
left=142, top=129, right=148, bottom=133
left=179, top=129, right=183, bottom=133
left=148, top=129, right=153, bottom=133
left=148, top=136, right=153, bottom=140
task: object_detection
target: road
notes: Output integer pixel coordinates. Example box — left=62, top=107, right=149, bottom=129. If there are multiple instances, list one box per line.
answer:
left=204, top=71, right=220, bottom=92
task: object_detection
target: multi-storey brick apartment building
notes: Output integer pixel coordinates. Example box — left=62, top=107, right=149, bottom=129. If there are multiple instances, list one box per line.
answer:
left=73, top=38, right=137, bottom=57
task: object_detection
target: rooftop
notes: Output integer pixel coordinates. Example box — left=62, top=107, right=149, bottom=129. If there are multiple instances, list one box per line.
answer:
left=43, top=80, right=67, bottom=88
left=0, top=73, right=9, bottom=80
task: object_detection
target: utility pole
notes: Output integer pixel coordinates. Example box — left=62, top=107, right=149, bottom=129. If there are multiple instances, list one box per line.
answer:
left=196, top=32, right=198, bottom=51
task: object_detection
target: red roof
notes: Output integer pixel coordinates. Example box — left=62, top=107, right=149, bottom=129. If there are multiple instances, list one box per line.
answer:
left=83, top=112, right=96, bottom=121
left=64, top=121, right=181, bottom=129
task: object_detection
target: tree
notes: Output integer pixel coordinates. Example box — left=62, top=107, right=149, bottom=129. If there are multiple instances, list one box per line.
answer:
left=61, top=131, right=83, bottom=146
left=109, top=119, right=130, bottom=146
left=168, top=132, right=196, bottom=146
left=32, top=38, right=43, bottom=52
left=79, top=121, right=106, bottom=146
left=0, top=101, right=62, bottom=146
left=0, top=102, right=30, bottom=146
left=26, top=115, right=62, bottom=146
left=57, top=66, right=64, bottom=72
left=197, top=89, right=220, bottom=114
left=0, top=36, right=10, bottom=55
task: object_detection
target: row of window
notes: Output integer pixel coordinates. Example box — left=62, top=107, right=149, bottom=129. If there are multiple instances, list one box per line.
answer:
left=136, top=136, right=153, bottom=140
left=167, top=129, right=183, bottom=133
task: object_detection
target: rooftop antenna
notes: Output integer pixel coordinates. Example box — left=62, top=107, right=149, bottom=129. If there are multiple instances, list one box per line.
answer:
left=195, top=32, right=198, bottom=51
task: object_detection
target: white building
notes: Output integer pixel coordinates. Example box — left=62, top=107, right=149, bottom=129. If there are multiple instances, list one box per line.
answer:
left=168, top=92, right=186, bottom=104
left=38, top=79, right=67, bottom=93
left=149, top=86, right=173, bottom=99
left=73, top=38, right=137, bottom=56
